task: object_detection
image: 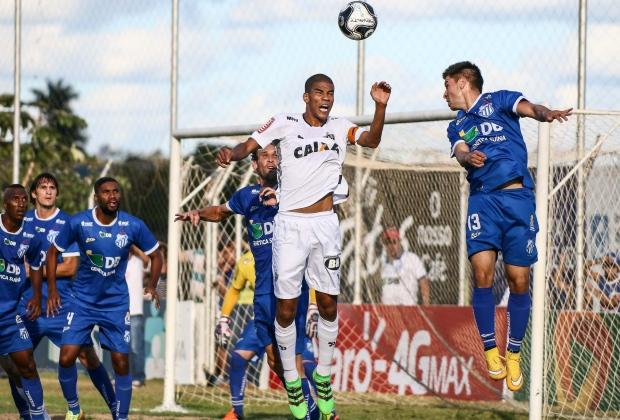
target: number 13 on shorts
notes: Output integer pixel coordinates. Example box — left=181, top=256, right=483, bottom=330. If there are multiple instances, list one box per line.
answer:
left=467, top=213, right=481, bottom=232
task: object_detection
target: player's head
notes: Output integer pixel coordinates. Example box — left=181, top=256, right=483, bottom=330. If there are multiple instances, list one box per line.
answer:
left=251, top=144, right=278, bottom=186
left=29, top=172, right=59, bottom=208
left=94, top=176, right=121, bottom=215
left=602, top=252, right=620, bottom=279
left=2, top=184, right=28, bottom=223
left=303, top=74, right=335, bottom=124
left=382, top=226, right=403, bottom=259
left=442, top=61, right=484, bottom=111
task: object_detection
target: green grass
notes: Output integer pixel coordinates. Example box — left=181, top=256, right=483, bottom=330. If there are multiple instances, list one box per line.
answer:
left=0, top=371, right=528, bottom=419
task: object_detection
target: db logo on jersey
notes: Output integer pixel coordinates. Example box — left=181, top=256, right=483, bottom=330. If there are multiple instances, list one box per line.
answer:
left=257, top=117, right=275, bottom=134
left=324, top=256, right=341, bottom=270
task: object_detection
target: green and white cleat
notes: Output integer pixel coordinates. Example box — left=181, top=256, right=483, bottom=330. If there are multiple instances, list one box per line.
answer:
left=64, top=410, right=85, bottom=420
left=284, top=377, right=308, bottom=419
left=313, top=370, right=335, bottom=415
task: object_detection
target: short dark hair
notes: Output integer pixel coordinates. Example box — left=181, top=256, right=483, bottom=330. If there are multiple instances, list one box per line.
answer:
left=3, top=184, right=26, bottom=202
left=29, top=172, right=59, bottom=204
left=94, top=176, right=120, bottom=194
left=304, top=74, right=334, bottom=93
left=442, top=61, right=484, bottom=92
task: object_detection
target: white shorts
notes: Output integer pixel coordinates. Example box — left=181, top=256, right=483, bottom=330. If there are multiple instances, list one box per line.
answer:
left=272, top=210, right=342, bottom=299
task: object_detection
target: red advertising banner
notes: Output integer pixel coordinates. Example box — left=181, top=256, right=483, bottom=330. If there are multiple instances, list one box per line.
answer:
left=271, top=304, right=507, bottom=401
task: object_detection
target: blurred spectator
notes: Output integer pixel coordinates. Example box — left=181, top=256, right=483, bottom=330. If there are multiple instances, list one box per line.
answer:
left=550, top=251, right=575, bottom=310
left=126, top=246, right=149, bottom=387
left=380, top=227, right=430, bottom=305
left=585, top=252, right=620, bottom=313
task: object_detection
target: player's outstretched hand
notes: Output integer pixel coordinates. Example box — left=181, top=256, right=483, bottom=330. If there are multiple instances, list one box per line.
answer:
left=46, top=288, right=62, bottom=318
left=215, top=147, right=233, bottom=168
left=144, top=286, right=161, bottom=310
left=174, top=209, right=201, bottom=226
left=545, top=108, right=573, bottom=123
left=259, top=186, right=278, bottom=206
left=306, top=304, right=319, bottom=339
left=466, top=150, right=486, bottom=168
left=370, top=81, right=391, bottom=106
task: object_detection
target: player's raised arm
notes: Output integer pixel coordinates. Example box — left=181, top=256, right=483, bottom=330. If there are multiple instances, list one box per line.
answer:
left=216, top=138, right=261, bottom=167
left=175, top=204, right=233, bottom=225
left=516, top=100, right=572, bottom=123
left=356, top=81, right=392, bottom=148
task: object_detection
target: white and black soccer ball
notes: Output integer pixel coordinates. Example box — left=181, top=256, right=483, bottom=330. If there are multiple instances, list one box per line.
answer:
left=338, top=1, right=377, bottom=41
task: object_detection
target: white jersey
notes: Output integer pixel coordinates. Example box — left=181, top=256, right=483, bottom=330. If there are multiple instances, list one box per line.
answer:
left=251, top=113, right=358, bottom=211
left=380, top=251, right=428, bottom=305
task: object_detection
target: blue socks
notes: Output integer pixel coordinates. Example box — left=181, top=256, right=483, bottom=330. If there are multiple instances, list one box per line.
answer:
left=507, top=292, right=531, bottom=353
left=8, top=377, right=30, bottom=419
left=114, top=374, right=132, bottom=420
left=87, top=363, right=117, bottom=416
left=229, top=352, right=248, bottom=418
left=20, top=376, right=45, bottom=420
left=58, top=365, right=80, bottom=415
left=472, top=287, right=496, bottom=350
left=301, top=377, right=319, bottom=420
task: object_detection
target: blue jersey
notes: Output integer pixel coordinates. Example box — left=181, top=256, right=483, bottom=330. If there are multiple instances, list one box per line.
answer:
left=447, top=90, right=534, bottom=193
left=226, top=184, right=277, bottom=296
left=0, top=217, right=45, bottom=321
left=53, top=208, right=159, bottom=311
left=21, top=209, right=80, bottom=310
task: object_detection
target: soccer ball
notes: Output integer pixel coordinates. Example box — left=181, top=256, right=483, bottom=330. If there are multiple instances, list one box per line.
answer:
left=338, top=1, right=377, bottom=41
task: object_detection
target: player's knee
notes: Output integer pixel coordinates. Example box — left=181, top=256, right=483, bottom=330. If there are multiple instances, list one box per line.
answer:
left=78, top=347, right=101, bottom=370
left=276, top=302, right=297, bottom=325
left=58, top=352, right=78, bottom=369
left=16, top=358, right=37, bottom=379
left=473, top=268, right=495, bottom=287
left=111, top=354, right=129, bottom=375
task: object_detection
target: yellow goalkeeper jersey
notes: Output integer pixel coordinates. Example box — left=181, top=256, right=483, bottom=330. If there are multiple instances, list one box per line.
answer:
left=221, top=251, right=255, bottom=316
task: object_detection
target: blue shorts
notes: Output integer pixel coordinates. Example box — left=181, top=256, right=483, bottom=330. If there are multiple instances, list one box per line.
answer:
left=467, top=188, right=539, bottom=266
left=253, top=285, right=309, bottom=354
left=61, top=305, right=130, bottom=354
left=0, top=315, right=33, bottom=356
left=234, top=320, right=265, bottom=362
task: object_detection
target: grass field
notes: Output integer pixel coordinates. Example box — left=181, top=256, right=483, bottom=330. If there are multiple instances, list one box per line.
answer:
left=0, top=372, right=529, bottom=419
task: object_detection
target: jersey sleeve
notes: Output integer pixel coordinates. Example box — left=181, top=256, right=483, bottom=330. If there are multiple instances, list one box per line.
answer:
left=133, top=219, right=159, bottom=255
left=447, top=118, right=464, bottom=157
left=26, top=236, right=46, bottom=270
left=408, top=253, right=428, bottom=280
left=54, top=219, right=77, bottom=253
left=61, top=242, right=80, bottom=259
left=495, top=90, right=525, bottom=116
left=250, top=114, right=290, bottom=148
left=341, top=118, right=365, bottom=145
left=225, top=188, right=246, bottom=216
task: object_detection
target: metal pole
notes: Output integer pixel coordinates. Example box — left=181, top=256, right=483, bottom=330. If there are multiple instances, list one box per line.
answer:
left=575, top=0, right=587, bottom=311
left=353, top=39, right=365, bottom=304
left=529, top=122, right=551, bottom=420
left=458, top=171, right=468, bottom=306
left=12, top=0, right=21, bottom=184
left=156, top=0, right=186, bottom=412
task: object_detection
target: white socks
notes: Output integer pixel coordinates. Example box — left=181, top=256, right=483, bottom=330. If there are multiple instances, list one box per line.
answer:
left=316, top=315, right=338, bottom=377
left=275, top=319, right=298, bottom=382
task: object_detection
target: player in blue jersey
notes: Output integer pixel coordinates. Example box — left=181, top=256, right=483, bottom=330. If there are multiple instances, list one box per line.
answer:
left=46, top=177, right=162, bottom=420
left=2, top=173, right=116, bottom=419
left=442, top=61, right=572, bottom=391
left=0, top=184, right=48, bottom=419
left=176, top=144, right=323, bottom=420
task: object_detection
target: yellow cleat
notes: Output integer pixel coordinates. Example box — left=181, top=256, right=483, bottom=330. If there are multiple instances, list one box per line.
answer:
left=64, top=410, right=85, bottom=420
left=484, top=347, right=507, bottom=380
left=506, top=350, right=524, bottom=391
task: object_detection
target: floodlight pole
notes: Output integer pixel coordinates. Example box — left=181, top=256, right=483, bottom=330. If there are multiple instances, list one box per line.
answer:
left=353, top=39, right=365, bottom=305
left=12, top=0, right=21, bottom=184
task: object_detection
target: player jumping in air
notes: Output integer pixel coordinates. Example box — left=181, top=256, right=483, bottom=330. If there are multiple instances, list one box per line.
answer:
left=0, top=185, right=47, bottom=419
left=176, top=145, right=323, bottom=420
left=215, top=74, right=391, bottom=417
left=442, top=61, right=571, bottom=391
left=46, top=177, right=162, bottom=420
left=1, top=173, right=117, bottom=420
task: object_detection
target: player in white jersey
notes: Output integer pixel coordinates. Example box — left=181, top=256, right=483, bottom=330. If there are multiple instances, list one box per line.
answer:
left=216, top=74, right=391, bottom=418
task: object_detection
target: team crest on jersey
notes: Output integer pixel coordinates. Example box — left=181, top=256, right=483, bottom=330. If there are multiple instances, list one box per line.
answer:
left=257, top=117, right=275, bottom=134
left=478, top=102, right=495, bottom=118
left=17, top=243, right=29, bottom=258
left=47, top=229, right=60, bottom=244
left=19, top=327, right=29, bottom=340
left=115, top=233, right=129, bottom=248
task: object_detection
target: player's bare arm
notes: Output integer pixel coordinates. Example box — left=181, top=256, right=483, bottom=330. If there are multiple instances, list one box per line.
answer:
left=357, top=81, right=392, bottom=148
left=26, top=267, right=43, bottom=321
left=46, top=244, right=62, bottom=317
left=216, top=139, right=260, bottom=167
left=420, top=275, right=431, bottom=305
left=143, top=248, right=163, bottom=309
left=175, top=204, right=232, bottom=225
left=47, top=256, right=78, bottom=278
left=453, top=142, right=486, bottom=168
left=516, top=100, right=572, bottom=123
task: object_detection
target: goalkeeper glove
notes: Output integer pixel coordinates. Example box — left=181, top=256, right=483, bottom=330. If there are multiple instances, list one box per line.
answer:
left=215, top=316, right=232, bottom=347
left=306, top=304, right=319, bottom=339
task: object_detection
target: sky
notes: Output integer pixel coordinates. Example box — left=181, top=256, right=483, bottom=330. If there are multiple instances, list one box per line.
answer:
left=0, top=0, right=618, bottom=162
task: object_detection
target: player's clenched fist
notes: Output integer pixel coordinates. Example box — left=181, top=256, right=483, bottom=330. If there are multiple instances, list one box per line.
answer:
left=215, top=315, right=232, bottom=347
left=216, top=147, right=233, bottom=168
left=466, top=150, right=486, bottom=168
left=370, top=81, right=391, bottom=106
